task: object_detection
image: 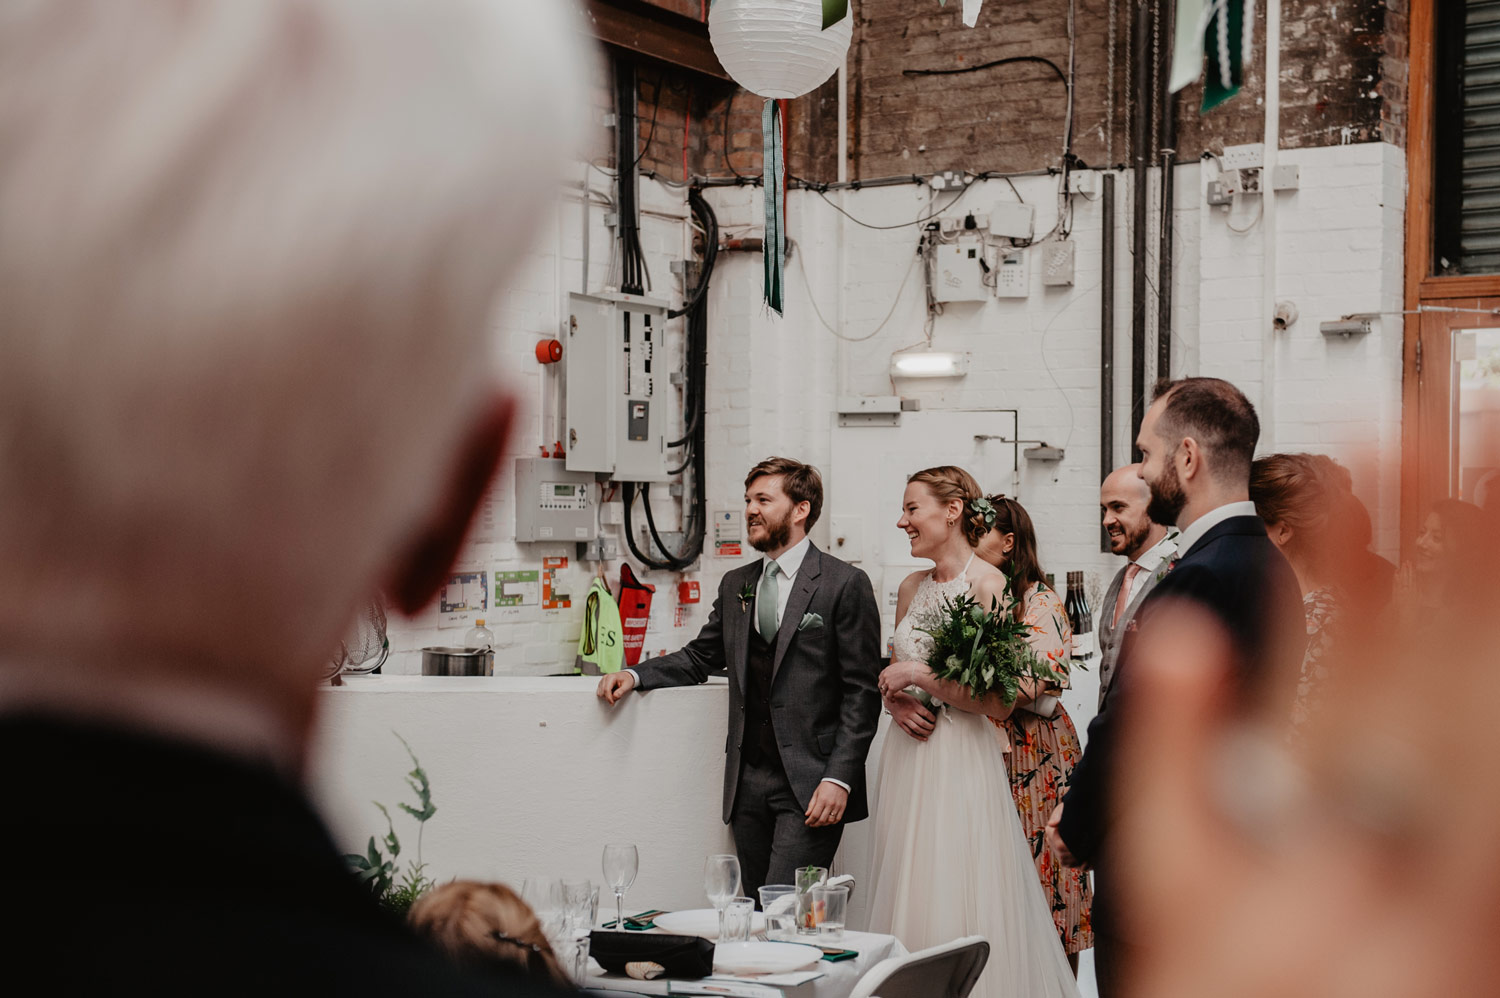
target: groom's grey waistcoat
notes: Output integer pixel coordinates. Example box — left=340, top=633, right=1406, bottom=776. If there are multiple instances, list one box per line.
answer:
left=632, top=544, right=882, bottom=824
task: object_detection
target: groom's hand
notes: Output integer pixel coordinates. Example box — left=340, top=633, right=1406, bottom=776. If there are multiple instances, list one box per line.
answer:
left=596, top=671, right=637, bottom=704
left=804, top=781, right=848, bottom=827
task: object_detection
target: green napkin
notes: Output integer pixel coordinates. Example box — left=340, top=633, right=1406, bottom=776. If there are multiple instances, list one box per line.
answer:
left=601, top=910, right=662, bottom=931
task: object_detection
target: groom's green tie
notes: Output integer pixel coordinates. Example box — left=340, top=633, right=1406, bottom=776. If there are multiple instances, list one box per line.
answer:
left=757, top=561, right=780, bottom=643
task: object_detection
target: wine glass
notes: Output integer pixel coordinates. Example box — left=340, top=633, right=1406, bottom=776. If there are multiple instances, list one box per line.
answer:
left=703, top=854, right=742, bottom=936
left=601, top=843, right=639, bottom=931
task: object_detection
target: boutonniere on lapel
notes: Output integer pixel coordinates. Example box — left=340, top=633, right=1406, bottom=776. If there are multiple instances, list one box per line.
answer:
left=797, top=613, right=824, bottom=632
left=1155, top=558, right=1180, bottom=584
left=738, top=581, right=757, bottom=613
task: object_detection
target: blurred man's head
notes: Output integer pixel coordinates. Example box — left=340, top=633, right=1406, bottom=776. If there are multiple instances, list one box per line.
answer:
left=1100, top=463, right=1167, bottom=560
left=1137, top=378, right=1260, bottom=528
left=0, top=0, right=585, bottom=764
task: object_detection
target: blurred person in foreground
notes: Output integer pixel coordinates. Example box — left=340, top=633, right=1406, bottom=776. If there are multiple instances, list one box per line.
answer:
left=0, top=1, right=584, bottom=992
left=1250, top=453, right=1359, bottom=733
left=1115, top=474, right=1500, bottom=998
left=1048, top=378, right=1305, bottom=996
left=410, top=883, right=572, bottom=988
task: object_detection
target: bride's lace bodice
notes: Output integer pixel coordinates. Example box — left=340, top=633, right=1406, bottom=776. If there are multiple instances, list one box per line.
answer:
left=892, top=561, right=974, bottom=663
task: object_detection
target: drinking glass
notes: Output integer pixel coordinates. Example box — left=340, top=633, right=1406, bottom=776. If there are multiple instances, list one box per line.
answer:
left=794, top=865, right=828, bottom=935
left=703, top=853, right=742, bottom=936
left=757, top=884, right=796, bottom=941
left=601, top=843, right=639, bottom=931
left=562, top=879, right=599, bottom=937
left=811, top=885, right=849, bottom=942
left=719, top=896, right=755, bottom=944
left=521, top=877, right=564, bottom=938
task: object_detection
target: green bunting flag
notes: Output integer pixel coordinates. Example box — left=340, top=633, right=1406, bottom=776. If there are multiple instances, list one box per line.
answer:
left=1202, top=0, right=1250, bottom=112
left=762, top=99, right=786, bottom=315
left=822, top=0, right=848, bottom=30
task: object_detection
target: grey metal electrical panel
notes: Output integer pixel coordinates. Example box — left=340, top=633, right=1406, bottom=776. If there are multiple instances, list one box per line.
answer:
left=565, top=291, right=671, bottom=482
left=513, top=457, right=596, bottom=542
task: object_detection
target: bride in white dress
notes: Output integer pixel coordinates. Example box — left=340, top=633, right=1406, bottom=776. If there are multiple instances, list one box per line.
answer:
left=868, top=467, right=1078, bottom=998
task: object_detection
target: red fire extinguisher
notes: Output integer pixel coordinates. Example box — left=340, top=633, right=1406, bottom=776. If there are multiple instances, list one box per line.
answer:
left=616, top=562, right=655, bottom=668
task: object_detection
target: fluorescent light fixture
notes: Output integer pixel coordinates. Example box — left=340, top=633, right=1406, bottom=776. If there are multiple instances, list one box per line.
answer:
left=890, top=349, right=968, bottom=379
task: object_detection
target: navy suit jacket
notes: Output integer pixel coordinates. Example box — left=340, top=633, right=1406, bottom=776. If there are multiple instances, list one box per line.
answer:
left=1058, top=514, right=1304, bottom=871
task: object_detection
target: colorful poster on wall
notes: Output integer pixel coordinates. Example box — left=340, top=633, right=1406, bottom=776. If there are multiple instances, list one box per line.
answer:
left=439, top=570, right=487, bottom=628
left=714, top=509, right=742, bottom=557
left=542, top=556, right=571, bottom=609
left=493, top=568, right=541, bottom=622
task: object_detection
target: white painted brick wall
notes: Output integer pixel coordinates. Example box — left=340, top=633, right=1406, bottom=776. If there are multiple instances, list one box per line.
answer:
left=382, top=143, right=1408, bottom=711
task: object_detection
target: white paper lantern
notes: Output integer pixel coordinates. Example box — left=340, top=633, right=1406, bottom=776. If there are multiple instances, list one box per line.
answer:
left=708, top=0, right=853, bottom=100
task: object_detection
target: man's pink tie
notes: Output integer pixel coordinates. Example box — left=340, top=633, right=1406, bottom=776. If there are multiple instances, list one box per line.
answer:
left=1112, top=563, right=1142, bottom=629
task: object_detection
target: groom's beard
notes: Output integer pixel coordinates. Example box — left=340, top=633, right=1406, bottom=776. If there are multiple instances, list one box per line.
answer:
left=748, top=510, right=793, bottom=552
left=1145, top=461, right=1187, bottom=528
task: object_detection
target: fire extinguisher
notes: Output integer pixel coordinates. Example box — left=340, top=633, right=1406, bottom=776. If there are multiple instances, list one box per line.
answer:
left=616, top=562, right=655, bottom=668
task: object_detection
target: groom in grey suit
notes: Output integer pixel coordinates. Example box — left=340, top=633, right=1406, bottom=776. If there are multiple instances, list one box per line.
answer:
left=1096, top=463, right=1177, bottom=708
left=597, top=457, right=881, bottom=895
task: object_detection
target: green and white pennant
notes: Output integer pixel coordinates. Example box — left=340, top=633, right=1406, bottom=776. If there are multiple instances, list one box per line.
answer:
left=1168, top=0, right=1255, bottom=111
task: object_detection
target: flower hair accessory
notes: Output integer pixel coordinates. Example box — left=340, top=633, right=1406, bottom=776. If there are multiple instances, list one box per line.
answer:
left=968, top=496, right=998, bottom=529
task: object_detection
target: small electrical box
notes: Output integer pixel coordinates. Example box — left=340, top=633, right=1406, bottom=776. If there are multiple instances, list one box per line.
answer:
left=678, top=580, right=701, bottom=604
left=990, top=202, right=1035, bottom=241
left=565, top=291, right=672, bottom=482
left=994, top=249, right=1029, bottom=298
left=932, top=235, right=990, bottom=302
left=1041, top=241, right=1075, bottom=287
left=513, top=456, right=596, bottom=542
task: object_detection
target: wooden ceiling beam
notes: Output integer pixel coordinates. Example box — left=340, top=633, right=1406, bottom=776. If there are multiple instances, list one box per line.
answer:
left=584, top=0, right=730, bottom=82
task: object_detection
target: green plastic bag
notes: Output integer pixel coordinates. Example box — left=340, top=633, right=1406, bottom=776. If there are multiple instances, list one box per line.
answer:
left=575, top=577, right=624, bottom=675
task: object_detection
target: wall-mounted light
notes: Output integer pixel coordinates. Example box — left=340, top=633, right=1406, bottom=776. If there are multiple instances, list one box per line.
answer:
left=890, top=349, right=969, bottom=379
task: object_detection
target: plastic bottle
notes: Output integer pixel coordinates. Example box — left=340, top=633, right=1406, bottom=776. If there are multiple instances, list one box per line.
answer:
left=464, top=618, right=495, bottom=675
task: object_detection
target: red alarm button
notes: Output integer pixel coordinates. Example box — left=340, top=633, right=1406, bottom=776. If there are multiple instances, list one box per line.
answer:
left=535, top=338, right=563, bottom=364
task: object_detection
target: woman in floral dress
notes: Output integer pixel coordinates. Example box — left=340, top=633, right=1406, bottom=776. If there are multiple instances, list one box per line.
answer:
left=975, top=496, right=1092, bottom=968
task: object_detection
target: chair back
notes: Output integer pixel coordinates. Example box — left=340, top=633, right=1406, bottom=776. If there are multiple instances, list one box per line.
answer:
left=848, top=935, right=990, bottom=998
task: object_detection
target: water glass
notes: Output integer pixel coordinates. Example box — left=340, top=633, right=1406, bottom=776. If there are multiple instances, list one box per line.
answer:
left=794, top=866, right=828, bottom=935
left=757, top=884, right=796, bottom=941
left=562, top=880, right=598, bottom=937
left=554, top=935, right=591, bottom=985
left=719, top=896, right=755, bottom=944
left=811, top=885, right=849, bottom=942
left=521, top=877, right=564, bottom=937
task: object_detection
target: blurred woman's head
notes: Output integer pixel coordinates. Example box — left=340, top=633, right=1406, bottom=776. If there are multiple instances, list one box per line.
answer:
left=900, top=466, right=987, bottom=560
left=408, top=881, right=569, bottom=987
left=1250, top=453, right=1349, bottom=590
left=974, top=495, right=1045, bottom=619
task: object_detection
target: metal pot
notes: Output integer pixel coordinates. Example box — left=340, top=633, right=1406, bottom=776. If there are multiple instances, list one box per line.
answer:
left=420, top=646, right=493, bottom=676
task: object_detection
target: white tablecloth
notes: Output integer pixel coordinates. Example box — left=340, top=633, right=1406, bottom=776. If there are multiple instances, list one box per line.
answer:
left=585, top=928, right=907, bottom=998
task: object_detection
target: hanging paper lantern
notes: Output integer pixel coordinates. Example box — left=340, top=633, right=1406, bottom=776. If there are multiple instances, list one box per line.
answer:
left=708, top=0, right=852, bottom=100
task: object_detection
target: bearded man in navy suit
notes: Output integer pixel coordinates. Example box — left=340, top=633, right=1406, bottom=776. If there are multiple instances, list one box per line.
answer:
left=1047, top=378, right=1305, bottom=996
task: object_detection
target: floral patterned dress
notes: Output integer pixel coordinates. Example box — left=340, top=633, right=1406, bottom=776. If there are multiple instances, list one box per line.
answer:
left=992, top=582, right=1094, bottom=955
left=1291, top=587, right=1342, bottom=734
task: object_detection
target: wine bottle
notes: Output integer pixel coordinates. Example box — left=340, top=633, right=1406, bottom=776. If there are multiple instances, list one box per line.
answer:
left=1068, top=572, right=1088, bottom=660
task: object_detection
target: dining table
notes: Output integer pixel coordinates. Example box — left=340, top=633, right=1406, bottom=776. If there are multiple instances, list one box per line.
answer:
left=582, top=922, right=907, bottom=998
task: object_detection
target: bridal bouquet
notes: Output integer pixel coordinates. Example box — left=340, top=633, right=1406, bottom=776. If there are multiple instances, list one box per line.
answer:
left=916, top=593, right=1060, bottom=707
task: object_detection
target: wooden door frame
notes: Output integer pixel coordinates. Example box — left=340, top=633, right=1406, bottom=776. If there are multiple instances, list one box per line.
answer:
left=1404, top=0, right=1500, bottom=554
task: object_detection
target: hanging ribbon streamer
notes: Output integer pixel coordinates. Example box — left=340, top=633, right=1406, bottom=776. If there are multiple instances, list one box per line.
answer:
left=762, top=98, right=786, bottom=315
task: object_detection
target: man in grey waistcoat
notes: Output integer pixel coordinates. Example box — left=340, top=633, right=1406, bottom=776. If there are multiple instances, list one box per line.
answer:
left=597, top=457, right=881, bottom=896
left=1095, top=463, right=1177, bottom=709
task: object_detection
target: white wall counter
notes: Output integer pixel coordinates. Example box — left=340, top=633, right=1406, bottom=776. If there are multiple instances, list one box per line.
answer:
left=308, top=674, right=735, bottom=911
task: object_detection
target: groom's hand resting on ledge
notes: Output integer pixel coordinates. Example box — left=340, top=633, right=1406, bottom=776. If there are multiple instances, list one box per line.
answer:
left=596, top=671, right=637, bottom=705
left=805, top=781, right=848, bottom=827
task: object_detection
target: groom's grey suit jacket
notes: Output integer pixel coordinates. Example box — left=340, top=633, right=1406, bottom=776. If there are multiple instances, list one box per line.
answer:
left=632, top=544, right=882, bottom=825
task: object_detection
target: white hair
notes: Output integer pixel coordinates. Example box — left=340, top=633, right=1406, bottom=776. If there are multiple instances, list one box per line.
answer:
left=0, top=1, right=587, bottom=682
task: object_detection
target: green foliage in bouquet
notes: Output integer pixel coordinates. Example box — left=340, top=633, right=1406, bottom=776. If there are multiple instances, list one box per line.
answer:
left=919, top=593, right=1061, bottom=705
left=343, top=732, right=438, bottom=915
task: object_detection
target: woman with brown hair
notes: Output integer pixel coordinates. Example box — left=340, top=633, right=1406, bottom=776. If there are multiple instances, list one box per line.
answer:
left=868, top=466, right=1078, bottom=998
left=408, top=881, right=572, bottom=988
left=974, top=495, right=1093, bottom=968
left=1249, top=452, right=1352, bottom=731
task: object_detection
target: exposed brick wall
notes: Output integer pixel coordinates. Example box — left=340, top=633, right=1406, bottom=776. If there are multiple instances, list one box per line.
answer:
left=596, top=0, right=1408, bottom=184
